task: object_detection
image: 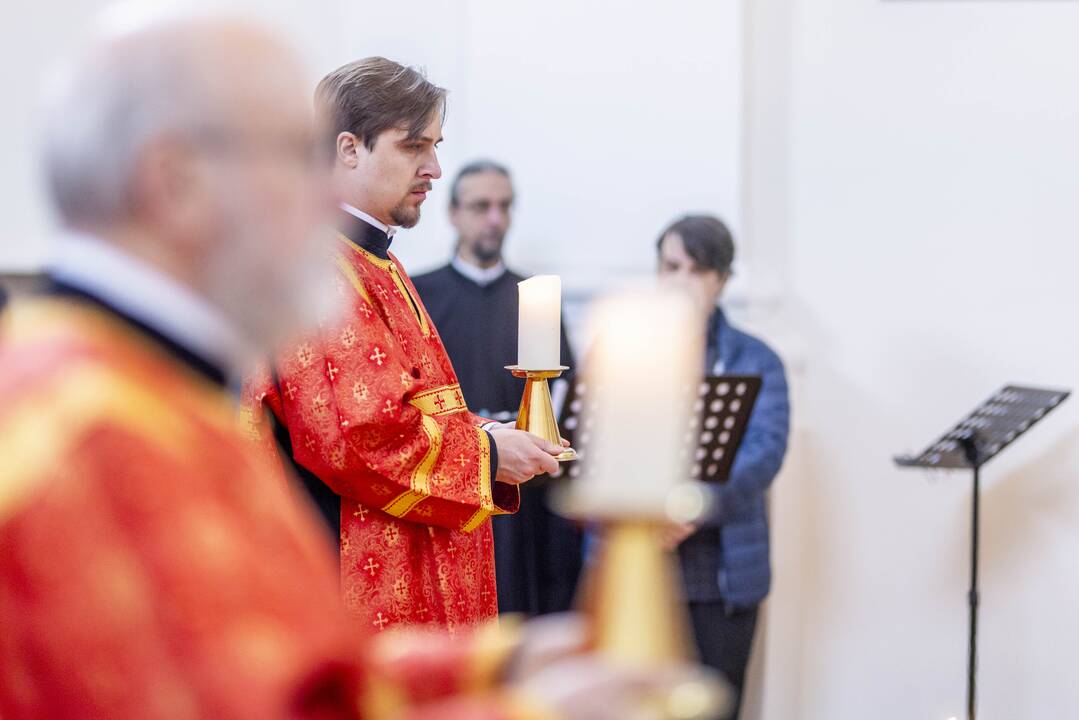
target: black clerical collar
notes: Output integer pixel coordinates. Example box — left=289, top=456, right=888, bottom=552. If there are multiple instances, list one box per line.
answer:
left=339, top=205, right=394, bottom=260
left=43, top=278, right=229, bottom=389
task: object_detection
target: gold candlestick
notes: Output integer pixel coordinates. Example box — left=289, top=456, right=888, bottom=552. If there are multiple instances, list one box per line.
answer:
left=505, top=365, right=577, bottom=462
left=550, top=287, right=724, bottom=718
left=559, top=486, right=730, bottom=720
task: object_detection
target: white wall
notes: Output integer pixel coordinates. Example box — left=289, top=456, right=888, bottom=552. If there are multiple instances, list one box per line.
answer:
left=0, top=0, right=744, bottom=304
left=751, top=1, right=1079, bottom=718
left=11, top=1, right=1079, bottom=716
left=0, top=0, right=342, bottom=272
left=330, top=1, right=744, bottom=296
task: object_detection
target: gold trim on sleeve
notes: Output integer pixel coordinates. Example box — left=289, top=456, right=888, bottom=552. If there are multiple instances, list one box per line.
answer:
left=460, top=427, right=496, bottom=532
left=380, top=414, right=442, bottom=520
left=408, top=383, right=469, bottom=417
left=382, top=489, right=428, bottom=518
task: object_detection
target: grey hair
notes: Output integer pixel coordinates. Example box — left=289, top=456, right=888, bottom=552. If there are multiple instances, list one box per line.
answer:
left=39, top=9, right=216, bottom=228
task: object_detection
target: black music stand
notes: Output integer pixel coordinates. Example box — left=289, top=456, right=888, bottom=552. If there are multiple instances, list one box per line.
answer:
left=555, top=375, right=762, bottom=485
left=894, top=384, right=1070, bottom=720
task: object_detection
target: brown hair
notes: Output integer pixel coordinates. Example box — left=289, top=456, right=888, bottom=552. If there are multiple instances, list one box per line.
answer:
left=315, top=56, right=446, bottom=151
left=657, top=215, right=735, bottom=275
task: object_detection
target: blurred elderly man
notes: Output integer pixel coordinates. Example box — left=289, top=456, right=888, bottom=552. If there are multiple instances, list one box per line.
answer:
left=0, top=13, right=358, bottom=718
left=0, top=10, right=686, bottom=720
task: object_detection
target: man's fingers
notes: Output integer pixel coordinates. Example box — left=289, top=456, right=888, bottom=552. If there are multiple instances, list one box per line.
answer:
left=537, top=455, right=559, bottom=475
left=529, top=446, right=559, bottom=474
left=527, top=433, right=566, bottom=456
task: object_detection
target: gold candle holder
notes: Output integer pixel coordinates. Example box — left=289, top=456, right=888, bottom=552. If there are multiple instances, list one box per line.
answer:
left=559, top=486, right=730, bottom=720
left=505, top=365, right=577, bottom=462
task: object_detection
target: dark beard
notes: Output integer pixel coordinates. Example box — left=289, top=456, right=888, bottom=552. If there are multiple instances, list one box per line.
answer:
left=472, top=238, right=504, bottom=264
left=390, top=203, right=421, bottom=229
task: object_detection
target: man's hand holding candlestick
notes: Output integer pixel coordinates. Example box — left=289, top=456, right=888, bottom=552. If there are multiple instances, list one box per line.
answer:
left=492, top=426, right=569, bottom=484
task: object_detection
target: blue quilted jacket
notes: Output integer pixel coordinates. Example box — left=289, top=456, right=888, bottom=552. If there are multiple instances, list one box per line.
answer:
left=678, top=309, right=790, bottom=608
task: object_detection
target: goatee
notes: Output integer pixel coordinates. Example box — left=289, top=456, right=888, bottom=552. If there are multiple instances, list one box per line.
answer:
left=390, top=204, right=421, bottom=229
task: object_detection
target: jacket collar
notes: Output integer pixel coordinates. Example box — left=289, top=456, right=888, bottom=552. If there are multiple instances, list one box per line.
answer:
left=706, top=307, right=744, bottom=373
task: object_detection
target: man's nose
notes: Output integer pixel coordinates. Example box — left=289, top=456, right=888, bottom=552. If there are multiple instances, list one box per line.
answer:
left=422, top=151, right=442, bottom=180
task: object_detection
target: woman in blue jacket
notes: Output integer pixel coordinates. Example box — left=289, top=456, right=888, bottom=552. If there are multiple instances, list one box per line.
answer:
left=657, top=215, right=790, bottom=720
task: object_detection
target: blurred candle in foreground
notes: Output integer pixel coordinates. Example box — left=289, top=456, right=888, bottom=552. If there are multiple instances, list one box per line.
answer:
left=576, top=286, right=704, bottom=517
left=517, top=275, right=562, bottom=369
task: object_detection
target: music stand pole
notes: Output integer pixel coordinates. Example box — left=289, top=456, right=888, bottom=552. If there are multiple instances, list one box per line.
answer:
left=959, top=434, right=980, bottom=720
left=895, top=384, right=1069, bottom=719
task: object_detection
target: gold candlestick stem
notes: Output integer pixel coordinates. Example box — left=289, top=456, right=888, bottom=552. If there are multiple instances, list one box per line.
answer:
left=505, top=365, right=577, bottom=462
left=580, top=520, right=731, bottom=720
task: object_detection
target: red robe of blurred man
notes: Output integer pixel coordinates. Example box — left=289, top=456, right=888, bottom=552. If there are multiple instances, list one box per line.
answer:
left=0, top=283, right=532, bottom=720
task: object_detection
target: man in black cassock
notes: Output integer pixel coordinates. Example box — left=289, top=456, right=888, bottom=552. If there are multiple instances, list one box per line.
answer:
left=412, top=160, right=582, bottom=616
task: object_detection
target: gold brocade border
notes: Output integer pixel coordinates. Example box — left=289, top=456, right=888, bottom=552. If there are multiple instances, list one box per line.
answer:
left=460, top=427, right=495, bottom=532
left=1, top=299, right=235, bottom=432
left=387, top=265, right=431, bottom=338
left=464, top=615, right=524, bottom=694
left=337, top=233, right=391, bottom=270
left=381, top=489, right=427, bottom=518
left=333, top=251, right=375, bottom=308
left=380, top=414, right=442, bottom=520
left=0, top=362, right=192, bottom=524
left=408, top=383, right=468, bottom=417
left=336, top=234, right=430, bottom=338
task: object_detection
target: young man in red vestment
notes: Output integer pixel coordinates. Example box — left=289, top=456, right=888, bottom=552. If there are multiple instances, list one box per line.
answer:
left=257, top=58, right=568, bottom=634
left=0, top=11, right=674, bottom=720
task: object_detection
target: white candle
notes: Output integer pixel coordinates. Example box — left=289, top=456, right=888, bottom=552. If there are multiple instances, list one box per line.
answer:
left=574, top=286, right=704, bottom=518
left=517, top=275, right=562, bottom=370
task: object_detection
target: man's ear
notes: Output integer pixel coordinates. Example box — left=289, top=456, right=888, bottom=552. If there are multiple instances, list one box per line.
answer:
left=336, top=131, right=362, bottom=168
